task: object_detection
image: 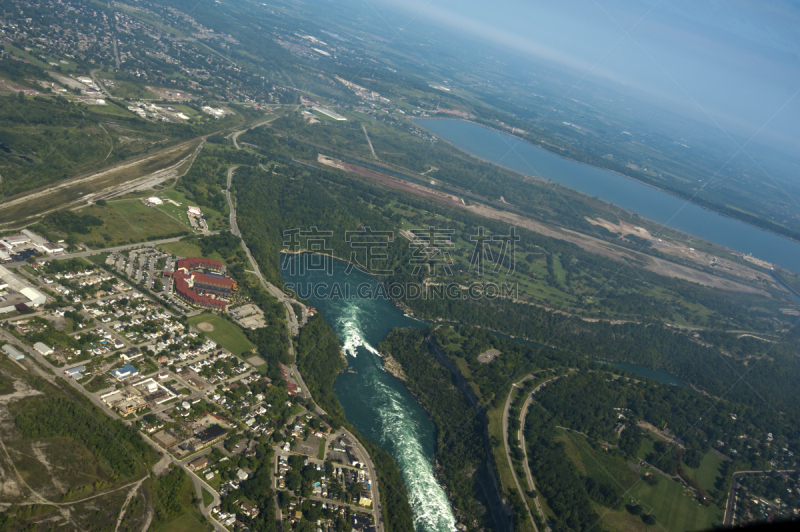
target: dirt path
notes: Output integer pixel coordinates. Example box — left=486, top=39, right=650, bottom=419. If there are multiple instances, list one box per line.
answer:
left=114, top=479, right=144, bottom=532
left=30, top=442, right=67, bottom=495
left=362, top=124, right=378, bottom=160
left=0, top=376, right=46, bottom=503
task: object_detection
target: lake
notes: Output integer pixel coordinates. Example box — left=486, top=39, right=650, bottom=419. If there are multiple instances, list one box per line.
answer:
left=414, top=119, right=800, bottom=274
left=281, top=254, right=457, bottom=532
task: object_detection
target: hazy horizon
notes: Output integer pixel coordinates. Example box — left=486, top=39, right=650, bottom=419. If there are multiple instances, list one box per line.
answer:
left=374, top=0, right=799, bottom=159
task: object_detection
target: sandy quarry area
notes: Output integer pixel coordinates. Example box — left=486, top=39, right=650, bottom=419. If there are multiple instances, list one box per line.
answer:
left=586, top=217, right=777, bottom=289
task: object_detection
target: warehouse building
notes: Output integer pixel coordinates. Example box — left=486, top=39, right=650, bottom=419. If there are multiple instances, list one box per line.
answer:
left=34, top=342, right=54, bottom=356
left=3, top=344, right=25, bottom=361
left=0, top=265, right=47, bottom=314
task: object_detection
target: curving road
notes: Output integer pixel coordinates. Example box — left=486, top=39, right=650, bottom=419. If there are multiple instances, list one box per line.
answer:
left=518, top=376, right=562, bottom=532
left=502, top=376, right=539, bottom=532
left=225, top=154, right=383, bottom=530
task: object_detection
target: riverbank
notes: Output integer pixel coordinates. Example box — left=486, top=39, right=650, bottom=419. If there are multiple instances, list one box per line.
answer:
left=381, top=352, right=407, bottom=381
left=412, top=117, right=800, bottom=247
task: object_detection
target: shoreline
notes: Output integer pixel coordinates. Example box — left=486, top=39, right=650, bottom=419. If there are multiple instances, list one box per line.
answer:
left=411, top=117, right=800, bottom=248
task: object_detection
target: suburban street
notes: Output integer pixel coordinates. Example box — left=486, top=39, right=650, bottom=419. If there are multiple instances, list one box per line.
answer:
left=723, top=470, right=797, bottom=526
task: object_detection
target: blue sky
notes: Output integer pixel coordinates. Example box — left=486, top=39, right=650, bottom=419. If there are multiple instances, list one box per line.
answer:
left=376, top=0, right=799, bottom=155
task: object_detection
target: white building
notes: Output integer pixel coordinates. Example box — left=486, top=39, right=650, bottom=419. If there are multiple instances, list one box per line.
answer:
left=34, top=342, right=54, bottom=356
left=0, top=265, right=47, bottom=314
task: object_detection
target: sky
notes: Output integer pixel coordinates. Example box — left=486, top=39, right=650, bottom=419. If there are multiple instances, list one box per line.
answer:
left=375, top=0, right=799, bottom=156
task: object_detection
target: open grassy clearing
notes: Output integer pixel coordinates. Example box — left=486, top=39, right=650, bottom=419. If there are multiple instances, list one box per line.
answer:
left=85, top=101, right=138, bottom=118
left=152, top=508, right=209, bottom=532
left=557, top=430, right=639, bottom=489
left=595, top=504, right=660, bottom=532
left=153, top=188, right=228, bottom=232
left=187, top=313, right=256, bottom=356
left=201, top=487, right=214, bottom=507
left=557, top=430, right=720, bottom=531
left=629, top=474, right=721, bottom=532
left=69, top=199, right=190, bottom=247
left=95, top=73, right=157, bottom=100
left=158, top=240, right=227, bottom=263
left=682, top=451, right=724, bottom=493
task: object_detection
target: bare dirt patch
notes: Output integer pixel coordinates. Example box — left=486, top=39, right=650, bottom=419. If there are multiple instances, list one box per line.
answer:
left=196, top=322, right=215, bottom=332
left=246, top=356, right=266, bottom=367
left=30, top=442, right=67, bottom=495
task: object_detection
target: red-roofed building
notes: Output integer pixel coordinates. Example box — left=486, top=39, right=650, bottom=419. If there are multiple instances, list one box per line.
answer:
left=170, top=270, right=227, bottom=311
left=192, top=272, right=237, bottom=296
left=280, top=364, right=303, bottom=397
left=176, top=257, right=223, bottom=273
left=165, top=258, right=235, bottom=311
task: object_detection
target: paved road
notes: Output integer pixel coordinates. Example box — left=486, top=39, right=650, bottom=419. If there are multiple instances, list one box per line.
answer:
left=518, top=376, right=562, bottom=532
left=723, top=470, right=797, bottom=526
left=502, top=376, right=539, bottom=532
left=225, top=146, right=382, bottom=529
left=225, top=159, right=305, bottom=338
left=231, top=115, right=280, bottom=150
left=5, top=234, right=220, bottom=270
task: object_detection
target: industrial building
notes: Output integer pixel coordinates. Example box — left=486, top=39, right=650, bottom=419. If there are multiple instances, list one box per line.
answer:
left=34, top=342, right=54, bottom=356
left=3, top=344, right=25, bottom=361
left=0, top=265, right=47, bottom=314
left=111, top=364, right=139, bottom=381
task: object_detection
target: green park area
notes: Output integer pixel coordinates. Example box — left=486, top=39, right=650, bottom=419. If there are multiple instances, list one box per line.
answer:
left=152, top=188, right=228, bottom=232
left=557, top=431, right=721, bottom=532
left=682, top=451, right=725, bottom=493
left=629, top=474, right=721, bottom=532
left=158, top=240, right=227, bottom=264
left=74, top=200, right=190, bottom=247
left=187, top=313, right=256, bottom=356
left=153, top=511, right=208, bottom=532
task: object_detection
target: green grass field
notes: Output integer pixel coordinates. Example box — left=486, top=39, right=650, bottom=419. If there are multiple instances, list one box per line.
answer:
left=637, top=437, right=657, bottom=460
left=187, top=313, right=256, bottom=356
left=629, top=475, right=721, bottom=532
left=153, top=188, right=228, bottom=232
left=201, top=487, right=214, bottom=507
left=158, top=240, right=227, bottom=263
left=75, top=199, right=190, bottom=247
left=317, top=438, right=327, bottom=460
left=86, top=102, right=138, bottom=118
left=555, top=430, right=721, bottom=531
left=153, top=511, right=207, bottom=532
left=682, top=452, right=724, bottom=493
